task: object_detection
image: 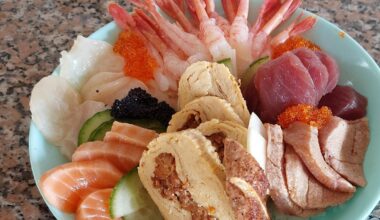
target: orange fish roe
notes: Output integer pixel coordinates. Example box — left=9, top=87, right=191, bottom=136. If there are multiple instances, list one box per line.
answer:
left=277, top=104, right=332, bottom=129
left=113, top=30, right=157, bottom=82
left=272, top=36, right=321, bottom=59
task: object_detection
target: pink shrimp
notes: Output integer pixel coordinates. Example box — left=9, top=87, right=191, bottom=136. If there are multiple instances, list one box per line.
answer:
left=134, top=12, right=191, bottom=79
left=250, top=0, right=282, bottom=35
left=108, top=2, right=177, bottom=91
left=192, top=0, right=237, bottom=76
left=182, top=0, right=230, bottom=37
left=185, top=0, right=202, bottom=26
left=108, top=2, right=136, bottom=31
left=155, top=0, right=198, bottom=34
left=271, top=13, right=317, bottom=47
left=134, top=9, right=187, bottom=59
left=204, top=0, right=231, bottom=37
left=250, top=0, right=301, bottom=60
left=221, top=0, right=239, bottom=23
left=174, top=0, right=186, bottom=12
left=228, top=0, right=252, bottom=76
left=132, top=0, right=211, bottom=63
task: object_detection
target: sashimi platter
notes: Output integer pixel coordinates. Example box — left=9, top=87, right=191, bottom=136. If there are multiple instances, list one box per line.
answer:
left=29, top=0, right=380, bottom=219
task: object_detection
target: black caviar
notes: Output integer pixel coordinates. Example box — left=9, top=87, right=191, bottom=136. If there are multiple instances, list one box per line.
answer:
left=111, top=88, right=175, bottom=126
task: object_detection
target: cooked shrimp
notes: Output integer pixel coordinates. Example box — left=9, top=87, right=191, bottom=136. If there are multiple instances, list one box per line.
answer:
left=155, top=0, right=198, bottom=34
left=108, top=2, right=177, bottom=91
left=250, top=0, right=301, bottom=60
left=221, top=0, right=239, bottom=23
left=205, top=0, right=231, bottom=37
left=192, top=0, right=237, bottom=76
left=131, top=0, right=211, bottom=63
left=185, top=0, right=201, bottom=26
left=271, top=13, right=317, bottom=47
left=134, top=9, right=187, bottom=59
left=228, top=0, right=253, bottom=75
left=134, top=12, right=190, bottom=79
left=250, top=0, right=282, bottom=35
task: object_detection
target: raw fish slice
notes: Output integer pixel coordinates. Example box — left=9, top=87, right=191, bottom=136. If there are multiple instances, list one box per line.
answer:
left=319, top=85, right=367, bottom=120
left=80, top=72, right=125, bottom=97
left=315, top=51, right=340, bottom=94
left=39, top=160, right=122, bottom=212
left=85, top=77, right=145, bottom=106
left=76, top=188, right=117, bottom=220
left=254, top=52, right=316, bottom=123
left=30, top=75, right=107, bottom=158
left=57, top=100, right=108, bottom=157
left=104, top=121, right=158, bottom=147
left=81, top=72, right=148, bottom=106
left=319, top=117, right=369, bottom=186
left=264, top=124, right=322, bottom=216
left=59, top=35, right=124, bottom=90
left=30, top=75, right=81, bottom=147
left=285, top=146, right=353, bottom=209
left=292, top=48, right=329, bottom=101
left=72, top=141, right=145, bottom=173
left=283, top=122, right=355, bottom=193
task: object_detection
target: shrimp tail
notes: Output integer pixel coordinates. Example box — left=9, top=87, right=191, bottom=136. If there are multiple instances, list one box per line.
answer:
left=108, top=2, right=135, bottom=30
left=222, top=0, right=239, bottom=23
left=206, top=0, right=231, bottom=37
left=251, top=0, right=302, bottom=59
left=271, top=14, right=317, bottom=47
left=204, top=0, right=215, bottom=15
left=185, top=0, right=202, bottom=26
left=192, top=0, right=209, bottom=21
left=250, top=0, right=281, bottom=35
left=174, top=0, right=186, bottom=13
left=283, top=0, right=302, bottom=21
left=134, top=4, right=188, bottom=59
left=289, top=15, right=316, bottom=36
left=155, top=0, right=177, bottom=18
left=155, top=0, right=198, bottom=34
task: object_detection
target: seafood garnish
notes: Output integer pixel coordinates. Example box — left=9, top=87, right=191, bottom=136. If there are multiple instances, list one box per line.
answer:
left=108, top=0, right=316, bottom=79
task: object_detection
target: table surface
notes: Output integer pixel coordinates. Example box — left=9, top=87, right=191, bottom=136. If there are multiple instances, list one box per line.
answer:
left=1, top=0, right=379, bottom=219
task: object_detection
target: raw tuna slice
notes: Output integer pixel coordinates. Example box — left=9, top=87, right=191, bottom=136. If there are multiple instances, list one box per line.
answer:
left=254, top=52, right=316, bottom=123
left=293, top=48, right=329, bottom=101
left=315, top=51, right=340, bottom=94
left=319, top=85, right=367, bottom=120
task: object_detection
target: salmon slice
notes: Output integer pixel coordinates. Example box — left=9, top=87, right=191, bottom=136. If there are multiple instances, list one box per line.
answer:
left=104, top=121, right=158, bottom=147
left=76, top=188, right=118, bottom=220
left=39, top=160, right=122, bottom=213
left=72, top=141, right=145, bottom=173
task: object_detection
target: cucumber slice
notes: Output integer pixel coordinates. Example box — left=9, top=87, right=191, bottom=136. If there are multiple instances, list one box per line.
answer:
left=88, top=119, right=114, bottom=141
left=110, top=168, right=163, bottom=220
left=241, top=56, right=270, bottom=92
left=120, top=119, right=166, bottom=133
left=77, top=109, right=113, bottom=145
left=217, top=58, right=233, bottom=74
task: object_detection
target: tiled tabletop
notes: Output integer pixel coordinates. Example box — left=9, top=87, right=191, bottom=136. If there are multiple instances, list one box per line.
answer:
left=0, top=0, right=379, bottom=219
